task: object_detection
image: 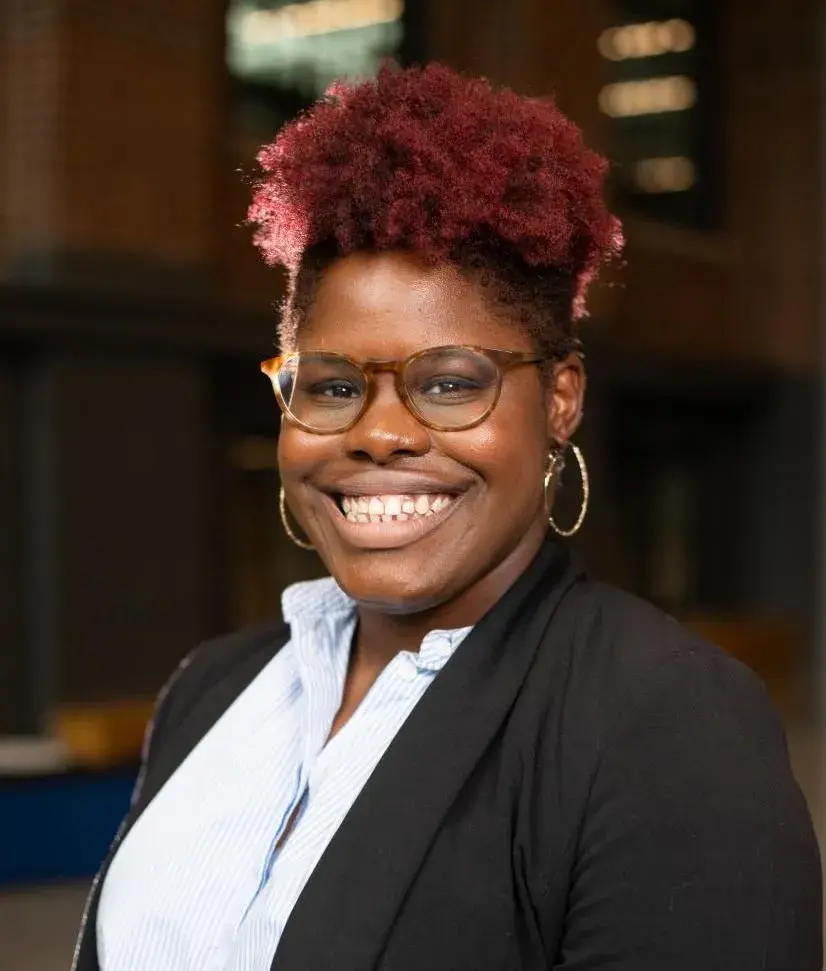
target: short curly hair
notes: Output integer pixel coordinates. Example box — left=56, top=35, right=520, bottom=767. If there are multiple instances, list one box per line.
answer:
left=248, top=62, right=623, bottom=356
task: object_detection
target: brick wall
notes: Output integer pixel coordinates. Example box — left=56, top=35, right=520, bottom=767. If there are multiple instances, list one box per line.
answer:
left=1, top=0, right=226, bottom=295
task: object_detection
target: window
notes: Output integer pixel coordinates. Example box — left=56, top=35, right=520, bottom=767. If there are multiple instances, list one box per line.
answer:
left=227, top=0, right=412, bottom=133
left=598, top=1, right=721, bottom=229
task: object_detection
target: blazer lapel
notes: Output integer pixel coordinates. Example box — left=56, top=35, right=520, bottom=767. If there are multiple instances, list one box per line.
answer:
left=273, top=538, right=582, bottom=971
left=72, top=627, right=289, bottom=971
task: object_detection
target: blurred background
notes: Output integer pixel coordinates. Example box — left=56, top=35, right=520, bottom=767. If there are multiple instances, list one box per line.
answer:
left=0, top=0, right=824, bottom=967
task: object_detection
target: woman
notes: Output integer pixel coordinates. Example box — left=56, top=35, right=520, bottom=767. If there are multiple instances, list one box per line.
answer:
left=74, top=64, right=821, bottom=970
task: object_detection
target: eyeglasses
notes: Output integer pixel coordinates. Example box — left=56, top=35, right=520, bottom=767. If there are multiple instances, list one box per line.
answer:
left=260, top=345, right=554, bottom=434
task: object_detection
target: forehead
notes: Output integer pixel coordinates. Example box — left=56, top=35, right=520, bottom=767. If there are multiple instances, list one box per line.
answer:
left=296, top=251, right=533, bottom=357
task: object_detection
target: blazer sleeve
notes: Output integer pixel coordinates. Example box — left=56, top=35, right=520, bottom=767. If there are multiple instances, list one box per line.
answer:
left=557, top=649, right=822, bottom=971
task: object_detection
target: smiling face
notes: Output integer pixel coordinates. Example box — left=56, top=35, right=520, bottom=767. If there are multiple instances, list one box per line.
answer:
left=277, top=250, right=584, bottom=620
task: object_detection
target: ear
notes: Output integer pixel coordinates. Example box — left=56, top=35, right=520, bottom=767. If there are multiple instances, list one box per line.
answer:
left=545, top=354, right=586, bottom=445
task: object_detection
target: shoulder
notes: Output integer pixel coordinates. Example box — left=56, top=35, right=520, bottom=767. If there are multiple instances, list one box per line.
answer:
left=561, top=578, right=774, bottom=714
left=536, top=577, right=789, bottom=779
left=163, top=618, right=288, bottom=711
left=568, top=578, right=723, bottom=664
left=140, top=619, right=289, bottom=772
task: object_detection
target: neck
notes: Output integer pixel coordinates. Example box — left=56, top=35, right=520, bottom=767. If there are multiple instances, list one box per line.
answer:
left=352, top=524, right=549, bottom=672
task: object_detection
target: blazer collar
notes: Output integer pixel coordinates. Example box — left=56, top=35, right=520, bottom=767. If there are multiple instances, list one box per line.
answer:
left=273, top=536, right=582, bottom=971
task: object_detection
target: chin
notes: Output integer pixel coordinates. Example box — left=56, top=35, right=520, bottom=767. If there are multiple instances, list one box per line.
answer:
left=326, top=550, right=457, bottom=615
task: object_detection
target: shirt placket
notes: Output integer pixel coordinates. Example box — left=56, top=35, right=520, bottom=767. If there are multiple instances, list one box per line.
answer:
left=266, top=615, right=353, bottom=873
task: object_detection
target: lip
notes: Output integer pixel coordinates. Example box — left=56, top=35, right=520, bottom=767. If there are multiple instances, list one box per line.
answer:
left=320, top=471, right=470, bottom=498
left=320, top=491, right=466, bottom=550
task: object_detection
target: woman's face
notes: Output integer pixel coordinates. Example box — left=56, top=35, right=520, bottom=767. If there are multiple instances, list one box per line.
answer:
left=278, top=250, right=584, bottom=616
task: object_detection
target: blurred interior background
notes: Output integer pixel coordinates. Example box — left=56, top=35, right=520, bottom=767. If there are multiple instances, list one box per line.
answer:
left=1, top=1, right=824, bottom=967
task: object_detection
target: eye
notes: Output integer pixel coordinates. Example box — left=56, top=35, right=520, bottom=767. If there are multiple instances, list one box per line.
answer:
left=420, top=376, right=481, bottom=396
left=308, top=380, right=362, bottom=399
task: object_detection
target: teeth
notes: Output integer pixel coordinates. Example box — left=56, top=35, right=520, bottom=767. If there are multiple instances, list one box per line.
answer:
left=340, top=493, right=454, bottom=523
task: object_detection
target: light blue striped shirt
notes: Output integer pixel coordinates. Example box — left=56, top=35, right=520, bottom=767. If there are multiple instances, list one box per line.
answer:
left=96, top=576, right=472, bottom=971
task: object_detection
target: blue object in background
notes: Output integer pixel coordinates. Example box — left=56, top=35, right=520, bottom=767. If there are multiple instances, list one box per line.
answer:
left=0, top=768, right=138, bottom=886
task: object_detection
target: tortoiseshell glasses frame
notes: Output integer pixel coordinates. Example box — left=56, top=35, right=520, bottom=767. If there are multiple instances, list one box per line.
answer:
left=260, top=344, right=576, bottom=434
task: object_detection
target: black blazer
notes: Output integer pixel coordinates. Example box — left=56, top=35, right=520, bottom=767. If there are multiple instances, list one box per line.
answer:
left=73, top=540, right=822, bottom=971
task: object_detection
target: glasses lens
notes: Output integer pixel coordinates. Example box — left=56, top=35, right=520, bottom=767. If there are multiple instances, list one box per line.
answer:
left=276, top=353, right=365, bottom=431
left=404, top=348, right=499, bottom=429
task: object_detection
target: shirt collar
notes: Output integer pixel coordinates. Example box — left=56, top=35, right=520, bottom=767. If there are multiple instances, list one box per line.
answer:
left=414, top=627, right=474, bottom=673
left=281, top=576, right=355, bottom=628
left=281, top=577, right=472, bottom=675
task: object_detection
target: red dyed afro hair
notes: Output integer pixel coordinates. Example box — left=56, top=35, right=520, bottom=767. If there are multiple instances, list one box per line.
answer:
left=248, top=62, right=623, bottom=349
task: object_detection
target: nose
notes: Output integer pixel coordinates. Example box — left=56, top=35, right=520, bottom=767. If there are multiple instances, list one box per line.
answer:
left=342, top=374, right=431, bottom=464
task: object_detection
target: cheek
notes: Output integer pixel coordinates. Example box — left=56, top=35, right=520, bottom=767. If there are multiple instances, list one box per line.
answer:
left=476, top=388, right=548, bottom=473
left=467, top=431, right=544, bottom=487
left=441, top=399, right=549, bottom=496
left=277, top=426, right=335, bottom=483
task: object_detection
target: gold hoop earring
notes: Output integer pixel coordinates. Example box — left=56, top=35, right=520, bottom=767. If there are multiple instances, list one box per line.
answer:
left=544, top=443, right=589, bottom=538
left=279, top=486, right=314, bottom=550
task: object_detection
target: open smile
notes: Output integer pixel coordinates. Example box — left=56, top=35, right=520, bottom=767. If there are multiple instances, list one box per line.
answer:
left=320, top=491, right=465, bottom=550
